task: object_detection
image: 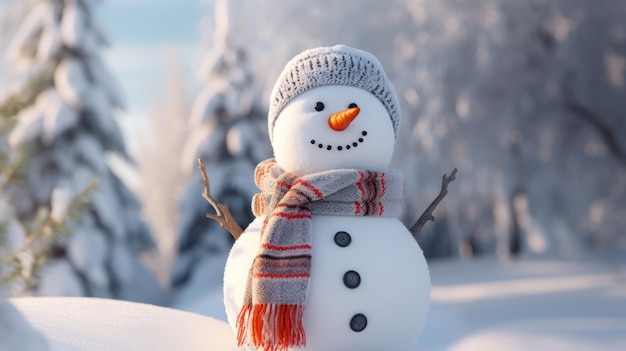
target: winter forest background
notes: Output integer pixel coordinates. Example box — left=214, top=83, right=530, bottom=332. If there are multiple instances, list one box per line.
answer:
left=1, top=0, right=625, bottom=350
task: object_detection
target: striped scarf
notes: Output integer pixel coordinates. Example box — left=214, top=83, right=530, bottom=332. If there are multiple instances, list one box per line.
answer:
left=236, top=158, right=404, bottom=351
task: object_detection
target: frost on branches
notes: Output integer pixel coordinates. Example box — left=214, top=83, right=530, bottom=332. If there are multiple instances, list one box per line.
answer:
left=0, top=152, right=94, bottom=302
left=245, top=0, right=626, bottom=261
left=0, top=196, right=27, bottom=299
left=171, top=0, right=271, bottom=315
left=2, top=0, right=166, bottom=304
left=0, top=124, right=51, bottom=351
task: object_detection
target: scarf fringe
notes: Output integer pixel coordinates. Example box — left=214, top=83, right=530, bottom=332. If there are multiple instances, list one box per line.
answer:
left=237, top=304, right=306, bottom=351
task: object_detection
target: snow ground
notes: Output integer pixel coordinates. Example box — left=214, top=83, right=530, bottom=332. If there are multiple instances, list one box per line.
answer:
left=419, top=256, right=626, bottom=351
left=174, top=256, right=626, bottom=351
left=8, top=257, right=626, bottom=350
left=9, top=297, right=242, bottom=351
left=0, top=301, right=50, bottom=351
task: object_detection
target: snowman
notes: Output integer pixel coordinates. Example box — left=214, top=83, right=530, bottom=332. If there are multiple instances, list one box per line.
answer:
left=223, top=45, right=430, bottom=351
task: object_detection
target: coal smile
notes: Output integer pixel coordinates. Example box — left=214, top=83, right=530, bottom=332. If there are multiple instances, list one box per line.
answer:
left=310, top=130, right=368, bottom=151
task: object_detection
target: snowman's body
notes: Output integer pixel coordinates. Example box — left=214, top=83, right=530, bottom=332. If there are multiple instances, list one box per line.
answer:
left=224, top=215, right=430, bottom=351
left=223, top=45, right=431, bottom=351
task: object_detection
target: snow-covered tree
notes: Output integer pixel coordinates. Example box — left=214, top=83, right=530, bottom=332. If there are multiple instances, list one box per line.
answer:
left=0, top=0, right=36, bottom=99
left=0, top=168, right=27, bottom=298
left=228, top=0, right=626, bottom=260
left=386, top=0, right=626, bottom=260
left=137, top=54, right=192, bottom=285
left=0, top=153, right=92, bottom=299
left=171, top=0, right=271, bottom=314
left=1, top=83, right=76, bottom=298
left=2, top=0, right=166, bottom=304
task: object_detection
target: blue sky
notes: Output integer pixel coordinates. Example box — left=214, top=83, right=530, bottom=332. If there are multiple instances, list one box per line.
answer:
left=0, top=0, right=214, bottom=182
left=97, top=0, right=208, bottom=152
left=0, top=0, right=207, bottom=151
left=100, top=1, right=204, bottom=45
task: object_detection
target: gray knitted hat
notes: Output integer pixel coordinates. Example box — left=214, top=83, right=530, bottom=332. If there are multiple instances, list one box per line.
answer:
left=268, top=45, right=400, bottom=141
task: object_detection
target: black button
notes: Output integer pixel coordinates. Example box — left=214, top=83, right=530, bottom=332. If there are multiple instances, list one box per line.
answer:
left=350, top=313, right=367, bottom=332
left=334, top=231, right=351, bottom=247
left=343, top=271, right=361, bottom=289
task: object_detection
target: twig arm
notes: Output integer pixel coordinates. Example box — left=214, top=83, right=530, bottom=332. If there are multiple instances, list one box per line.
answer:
left=410, top=168, right=457, bottom=239
left=198, top=159, right=244, bottom=240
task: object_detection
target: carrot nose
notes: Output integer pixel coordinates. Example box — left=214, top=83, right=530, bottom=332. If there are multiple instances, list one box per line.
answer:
left=328, top=107, right=360, bottom=131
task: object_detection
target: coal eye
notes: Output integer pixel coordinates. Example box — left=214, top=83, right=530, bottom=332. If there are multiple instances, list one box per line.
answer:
left=348, top=103, right=358, bottom=108
left=314, top=101, right=325, bottom=112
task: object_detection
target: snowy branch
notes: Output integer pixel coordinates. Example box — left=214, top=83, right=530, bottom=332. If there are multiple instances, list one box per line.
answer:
left=410, top=168, right=457, bottom=239
left=197, top=159, right=244, bottom=240
left=565, top=101, right=626, bottom=167
left=0, top=70, right=53, bottom=119
left=0, top=180, right=95, bottom=295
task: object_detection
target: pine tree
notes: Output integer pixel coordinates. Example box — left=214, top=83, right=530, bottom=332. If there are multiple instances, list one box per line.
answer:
left=136, top=54, right=192, bottom=285
left=0, top=0, right=35, bottom=94
left=0, top=158, right=27, bottom=299
left=171, top=0, right=271, bottom=314
left=247, top=0, right=626, bottom=260
left=0, top=70, right=70, bottom=298
left=0, top=146, right=93, bottom=299
left=2, top=0, right=166, bottom=304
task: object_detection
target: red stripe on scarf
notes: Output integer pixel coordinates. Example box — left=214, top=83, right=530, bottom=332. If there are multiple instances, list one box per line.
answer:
left=261, top=261, right=312, bottom=268
left=240, top=158, right=404, bottom=351
left=355, top=171, right=365, bottom=215
left=379, top=172, right=386, bottom=215
left=273, top=212, right=312, bottom=220
left=255, top=273, right=311, bottom=279
left=364, top=171, right=376, bottom=215
left=237, top=304, right=306, bottom=351
left=294, top=179, right=324, bottom=199
left=276, top=203, right=309, bottom=210
left=276, top=181, right=292, bottom=189
left=262, top=243, right=312, bottom=251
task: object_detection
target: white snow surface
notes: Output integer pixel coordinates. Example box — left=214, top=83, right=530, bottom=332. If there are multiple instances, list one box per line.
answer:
left=60, top=1, right=86, bottom=49
left=6, top=1, right=50, bottom=63
left=49, top=186, right=73, bottom=223
left=0, top=301, right=50, bottom=351
left=42, top=91, right=78, bottom=144
left=36, top=13, right=62, bottom=63
left=54, top=57, right=88, bottom=108
left=417, top=257, right=626, bottom=351
left=179, top=256, right=626, bottom=351
left=9, top=297, right=243, bottom=351
left=8, top=100, right=44, bottom=147
left=4, top=257, right=624, bottom=350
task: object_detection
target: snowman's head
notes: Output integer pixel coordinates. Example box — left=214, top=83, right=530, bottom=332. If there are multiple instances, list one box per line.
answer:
left=268, top=45, right=401, bottom=174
